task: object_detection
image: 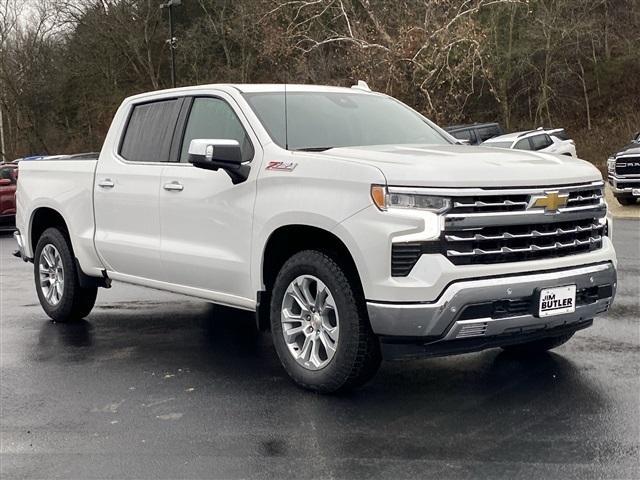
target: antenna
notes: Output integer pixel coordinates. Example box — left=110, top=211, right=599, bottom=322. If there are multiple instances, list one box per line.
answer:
left=284, top=72, right=289, bottom=150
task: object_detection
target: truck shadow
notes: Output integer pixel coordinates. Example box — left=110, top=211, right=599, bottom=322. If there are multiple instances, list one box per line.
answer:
left=32, top=298, right=613, bottom=465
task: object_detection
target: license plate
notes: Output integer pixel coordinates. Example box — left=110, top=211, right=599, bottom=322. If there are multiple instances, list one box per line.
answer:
left=539, top=285, right=576, bottom=317
left=632, top=188, right=640, bottom=196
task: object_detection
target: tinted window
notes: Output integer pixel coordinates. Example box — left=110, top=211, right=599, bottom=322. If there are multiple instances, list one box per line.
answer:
left=120, top=99, right=181, bottom=162
left=477, top=126, right=500, bottom=142
left=243, top=92, right=450, bottom=150
left=514, top=138, right=532, bottom=150
left=180, top=98, right=254, bottom=162
left=530, top=134, right=552, bottom=150
left=0, top=166, right=17, bottom=184
left=451, top=129, right=471, bottom=141
left=551, top=129, right=569, bottom=141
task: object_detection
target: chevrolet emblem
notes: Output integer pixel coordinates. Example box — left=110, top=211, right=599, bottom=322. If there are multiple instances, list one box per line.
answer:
left=528, top=191, right=569, bottom=214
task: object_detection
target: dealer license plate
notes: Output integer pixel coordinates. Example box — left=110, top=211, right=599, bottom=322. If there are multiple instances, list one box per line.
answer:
left=539, top=285, right=576, bottom=317
left=632, top=188, right=640, bottom=196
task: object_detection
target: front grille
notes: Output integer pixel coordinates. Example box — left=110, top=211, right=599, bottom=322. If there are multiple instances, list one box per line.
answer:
left=448, top=185, right=603, bottom=214
left=615, top=156, right=640, bottom=176
left=390, top=182, right=606, bottom=275
left=445, top=218, right=604, bottom=265
left=442, top=182, right=605, bottom=266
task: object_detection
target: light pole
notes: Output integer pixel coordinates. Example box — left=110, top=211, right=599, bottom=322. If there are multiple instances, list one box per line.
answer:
left=0, top=105, right=5, bottom=163
left=160, top=0, right=181, bottom=88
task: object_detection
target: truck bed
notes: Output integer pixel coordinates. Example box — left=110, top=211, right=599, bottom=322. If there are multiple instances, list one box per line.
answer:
left=15, top=153, right=103, bottom=276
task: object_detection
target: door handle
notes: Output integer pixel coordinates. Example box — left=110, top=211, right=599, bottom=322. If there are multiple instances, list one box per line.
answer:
left=98, top=179, right=115, bottom=188
left=163, top=181, right=184, bottom=192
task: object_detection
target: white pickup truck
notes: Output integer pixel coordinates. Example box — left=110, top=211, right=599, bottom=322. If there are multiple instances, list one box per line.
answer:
left=14, top=83, right=617, bottom=392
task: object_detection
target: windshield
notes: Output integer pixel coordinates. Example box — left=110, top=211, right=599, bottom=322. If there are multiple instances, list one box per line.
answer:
left=243, top=91, right=451, bottom=150
left=482, top=141, right=512, bottom=149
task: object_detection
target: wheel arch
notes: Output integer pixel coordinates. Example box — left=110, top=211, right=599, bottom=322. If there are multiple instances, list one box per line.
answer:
left=257, top=224, right=365, bottom=331
left=30, top=207, right=71, bottom=254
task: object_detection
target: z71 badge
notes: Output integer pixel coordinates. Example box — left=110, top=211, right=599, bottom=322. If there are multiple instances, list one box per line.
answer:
left=266, top=161, right=297, bottom=172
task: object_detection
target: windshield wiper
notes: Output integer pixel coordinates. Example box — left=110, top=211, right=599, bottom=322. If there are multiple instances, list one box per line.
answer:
left=295, top=146, right=334, bottom=152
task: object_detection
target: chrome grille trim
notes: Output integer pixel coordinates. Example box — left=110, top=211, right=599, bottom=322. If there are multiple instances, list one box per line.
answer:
left=444, top=221, right=604, bottom=242
left=452, top=199, right=528, bottom=209
left=444, top=205, right=606, bottom=229
left=447, top=235, right=602, bottom=257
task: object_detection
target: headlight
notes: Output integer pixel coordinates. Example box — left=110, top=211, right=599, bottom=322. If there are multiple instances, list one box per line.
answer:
left=371, top=185, right=451, bottom=213
left=607, top=157, right=615, bottom=173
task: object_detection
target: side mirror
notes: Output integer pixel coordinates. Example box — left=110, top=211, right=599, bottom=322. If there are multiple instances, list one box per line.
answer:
left=0, top=178, right=11, bottom=186
left=188, top=139, right=250, bottom=184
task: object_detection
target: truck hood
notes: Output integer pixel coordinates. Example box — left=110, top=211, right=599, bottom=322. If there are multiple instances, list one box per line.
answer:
left=310, top=144, right=602, bottom=187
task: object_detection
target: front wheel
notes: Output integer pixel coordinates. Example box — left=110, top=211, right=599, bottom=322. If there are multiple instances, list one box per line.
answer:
left=34, top=228, right=98, bottom=322
left=270, top=250, right=381, bottom=393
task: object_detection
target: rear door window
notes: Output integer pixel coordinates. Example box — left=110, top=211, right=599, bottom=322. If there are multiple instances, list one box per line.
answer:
left=514, top=138, right=532, bottom=150
left=530, top=134, right=553, bottom=151
left=120, top=99, right=182, bottom=162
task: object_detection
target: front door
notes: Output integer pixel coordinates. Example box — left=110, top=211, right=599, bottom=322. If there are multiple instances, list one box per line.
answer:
left=159, top=94, right=260, bottom=306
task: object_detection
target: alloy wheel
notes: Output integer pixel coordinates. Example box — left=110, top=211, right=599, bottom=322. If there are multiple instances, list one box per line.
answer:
left=39, top=244, right=64, bottom=306
left=280, top=274, right=339, bottom=370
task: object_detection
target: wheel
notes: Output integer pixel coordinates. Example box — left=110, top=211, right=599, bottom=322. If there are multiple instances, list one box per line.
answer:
left=34, top=227, right=98, bottom=322
left=615, top=195, right=637, bottom=206
left=501, top=332, right=574, bottom=355
left=270, top=250, right=381, bottom=393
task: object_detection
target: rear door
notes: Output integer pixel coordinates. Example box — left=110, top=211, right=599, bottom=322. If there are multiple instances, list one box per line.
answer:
left=94, top=97, right=183, bottom=280
left=159, top=93, right=260, bottom=305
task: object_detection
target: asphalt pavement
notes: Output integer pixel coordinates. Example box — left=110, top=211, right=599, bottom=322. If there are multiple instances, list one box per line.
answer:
left=1, top=220, right=639, bottom=479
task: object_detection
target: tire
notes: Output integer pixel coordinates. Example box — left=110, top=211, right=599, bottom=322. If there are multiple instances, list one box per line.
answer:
left=501, top=332, right=574, bottom=355
left=34, top=227, right=98, bottom=322
left=615, top=195, right=637, bottom=206
left=270, top=250, right=381, bottom=393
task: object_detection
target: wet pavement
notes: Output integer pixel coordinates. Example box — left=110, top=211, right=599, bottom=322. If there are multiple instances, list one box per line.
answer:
left=1, top=220, right=639, bottom=479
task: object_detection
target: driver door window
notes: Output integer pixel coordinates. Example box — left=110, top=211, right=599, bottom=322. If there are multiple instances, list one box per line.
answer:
left=180, top=97, right=253, bottom=162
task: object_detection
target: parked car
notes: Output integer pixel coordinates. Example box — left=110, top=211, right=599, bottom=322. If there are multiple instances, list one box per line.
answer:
left=482, top=129, right=577, bottom=156
left=444, top=122, right=504, bottom=145
left=607, top=132, right=640, bottom=206
left=0, top=163, right=18, bottom=227
left=14, top=83, right=616, bottom=393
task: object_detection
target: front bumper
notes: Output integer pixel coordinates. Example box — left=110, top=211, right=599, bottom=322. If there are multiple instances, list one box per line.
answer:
left=367, top=261, right=616, bottom=356
left=608, top=175, right=640, bottom=194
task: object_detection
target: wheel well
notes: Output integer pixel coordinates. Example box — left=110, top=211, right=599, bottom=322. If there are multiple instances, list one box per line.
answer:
left=262, top=225, right=363, bottom=295
left=30, top=208, right=70, bottom=252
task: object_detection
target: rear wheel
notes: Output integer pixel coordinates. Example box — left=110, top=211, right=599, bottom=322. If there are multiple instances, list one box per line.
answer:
left=34, top=228, right=97, bottom=322
left=615, top=195, right=637, bottom=206
left=501, top=332, right=574, bottom=355
left=270, top=250, right=381, bottom=393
